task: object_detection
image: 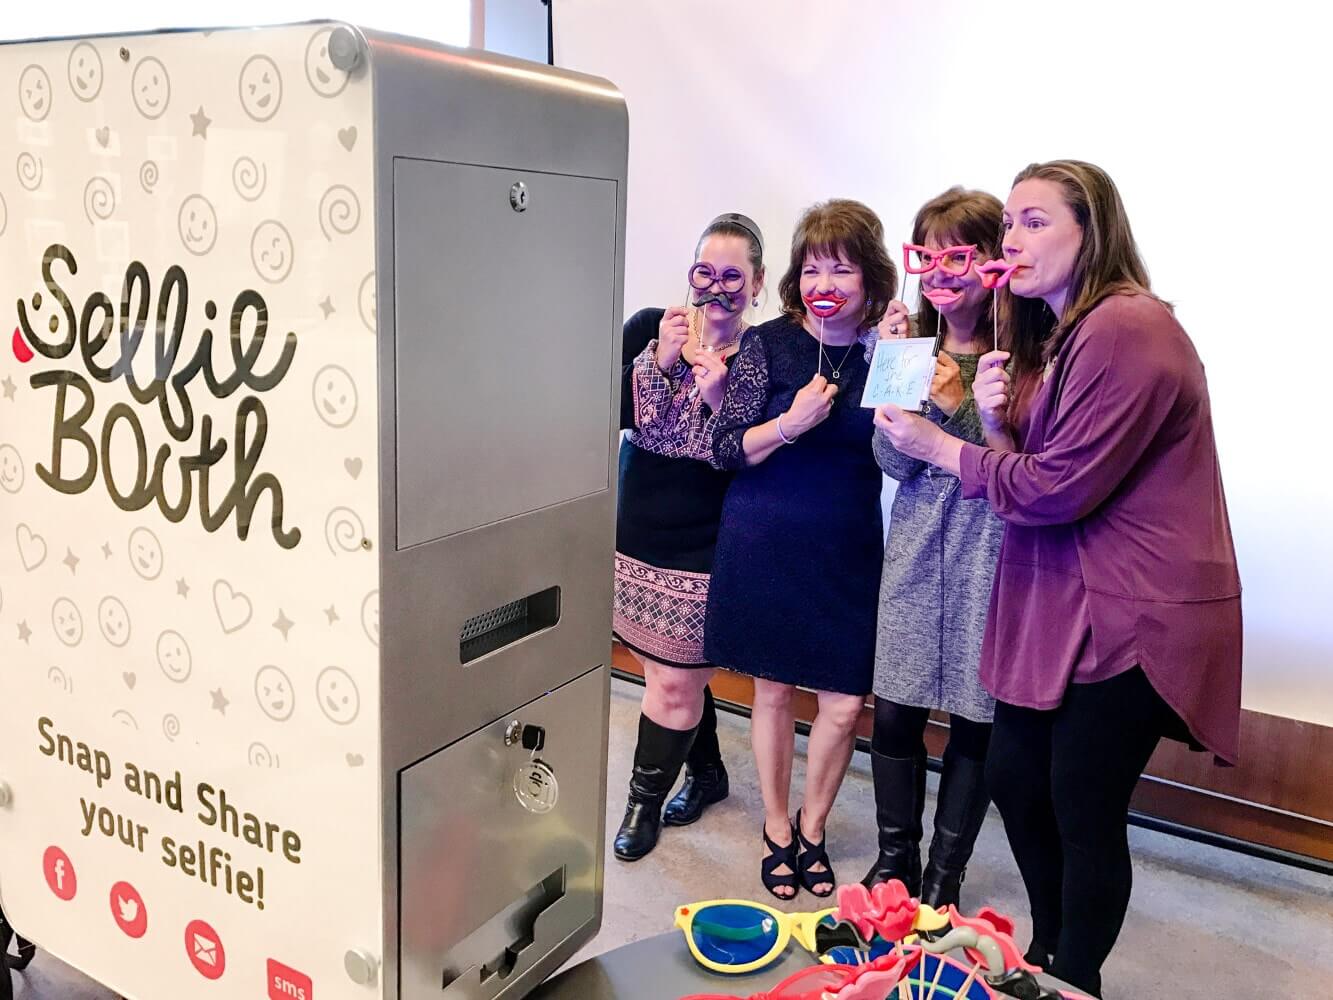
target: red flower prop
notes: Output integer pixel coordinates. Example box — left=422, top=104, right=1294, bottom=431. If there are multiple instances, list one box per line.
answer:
left=868, top=879, right=919, bottom=941
left=833, top=880, right=920, bottom=942
left=946, top=904, right=1040, bottom=973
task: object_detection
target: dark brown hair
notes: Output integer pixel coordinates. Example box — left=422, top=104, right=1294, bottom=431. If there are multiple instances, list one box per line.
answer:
left=778, top=199, right=897, bottom=328
left=1001, top=160, right=1161, bottom=395
left=910, top=186, right=1004, bottom=347
left=696, top=212, right=765, bottom=279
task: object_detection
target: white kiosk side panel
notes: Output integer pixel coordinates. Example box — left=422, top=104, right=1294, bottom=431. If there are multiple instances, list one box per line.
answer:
left=0, top=23, right=383, bottom=1000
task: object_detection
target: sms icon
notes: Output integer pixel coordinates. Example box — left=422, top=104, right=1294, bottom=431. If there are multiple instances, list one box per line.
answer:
left=268, top=958, right=313, bottom=999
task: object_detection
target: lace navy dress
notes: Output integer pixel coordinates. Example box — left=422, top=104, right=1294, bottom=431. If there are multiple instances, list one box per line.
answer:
left=704, top=315, right=883, bottom=695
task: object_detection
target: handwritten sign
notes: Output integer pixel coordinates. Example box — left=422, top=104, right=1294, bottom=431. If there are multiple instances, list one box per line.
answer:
left=861, top=338, right=936, bottom=410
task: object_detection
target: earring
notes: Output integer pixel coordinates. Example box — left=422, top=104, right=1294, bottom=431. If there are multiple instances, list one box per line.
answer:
left=752, top=297, right=759, bottom=308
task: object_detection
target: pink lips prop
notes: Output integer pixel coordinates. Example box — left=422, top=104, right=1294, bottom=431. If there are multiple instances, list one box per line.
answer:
left=802, top=291, right=849, bottom=317
left=978, top=259, right=1023, bottom=290
left=12, top=327, right=34, bottom=363
left=923, top=288, right=963, bottom=307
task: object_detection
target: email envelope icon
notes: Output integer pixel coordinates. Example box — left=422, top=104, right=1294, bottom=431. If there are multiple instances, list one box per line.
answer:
left=193, top=934, right=218, bottom=966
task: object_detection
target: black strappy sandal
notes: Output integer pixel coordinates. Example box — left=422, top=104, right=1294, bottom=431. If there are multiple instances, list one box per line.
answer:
left=760, top=822, right=800, bottom=901
left=794, top=809, right=836, bottom=898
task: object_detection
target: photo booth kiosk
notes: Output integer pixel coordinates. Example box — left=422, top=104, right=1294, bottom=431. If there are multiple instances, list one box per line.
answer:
left=0, top=21, right=628, bottom=1000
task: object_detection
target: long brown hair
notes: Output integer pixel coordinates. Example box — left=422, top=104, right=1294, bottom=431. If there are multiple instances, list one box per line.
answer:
left=909, top=186, right=1004, bottom=348
left=1000, top=160, right=1161, bottom=392
left=778, top=199, right=897, bottom=329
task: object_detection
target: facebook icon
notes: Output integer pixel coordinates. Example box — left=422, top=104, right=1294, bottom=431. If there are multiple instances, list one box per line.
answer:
left=42, top=846, right=77, bottom=901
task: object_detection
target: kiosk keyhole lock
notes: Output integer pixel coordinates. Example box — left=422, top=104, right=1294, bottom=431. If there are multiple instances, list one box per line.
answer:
left=502, top=721, right=545, bottom=751
left=506, top=721, right=557, bottom=814
left=520, top=724, right=545, bottom=753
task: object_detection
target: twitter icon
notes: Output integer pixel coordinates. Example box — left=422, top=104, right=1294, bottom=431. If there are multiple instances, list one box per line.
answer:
left=109, top=881, right=148, bottom=938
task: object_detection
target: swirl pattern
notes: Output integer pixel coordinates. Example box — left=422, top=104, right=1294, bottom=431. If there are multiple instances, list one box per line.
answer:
left=318, top=184, right=360, bottom=240
left=17, top=152, right=43, bottom=191
left=83, top=176, right=115, bottom=224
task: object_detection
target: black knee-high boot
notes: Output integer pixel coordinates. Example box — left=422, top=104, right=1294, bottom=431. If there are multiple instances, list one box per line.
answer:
left=861, top=749, right=926, bottom=894
left=920, top=748, right=991, bottom=909
left=664, top=685, right=729, bottom=826
left=613, top=714, right=697, bottom=861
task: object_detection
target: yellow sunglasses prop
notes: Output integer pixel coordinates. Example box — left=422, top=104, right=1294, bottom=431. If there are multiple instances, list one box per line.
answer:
left=674, top=900, right=838, bottom=974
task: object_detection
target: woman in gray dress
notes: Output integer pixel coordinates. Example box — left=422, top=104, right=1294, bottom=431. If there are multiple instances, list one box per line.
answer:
left=862, top=187, right=1007, bottom=908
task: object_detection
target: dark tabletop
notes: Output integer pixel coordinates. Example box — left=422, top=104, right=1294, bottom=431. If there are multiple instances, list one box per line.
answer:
left=532, top=931, right=1085, bottom=999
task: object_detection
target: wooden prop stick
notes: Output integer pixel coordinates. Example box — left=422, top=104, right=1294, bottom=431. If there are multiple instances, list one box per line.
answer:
left=896, top=943, right=912, bottom=1000
left=921, top=952, right=947, bottom=1000
left=818, top=313, right=825, bottom=378
left=953, top=961, right=982, bottom=999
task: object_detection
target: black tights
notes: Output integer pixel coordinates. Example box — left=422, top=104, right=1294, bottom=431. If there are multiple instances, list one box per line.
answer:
left=872, top=698, right=992, bottom=762
left=686, top=684, right=721, bottom=769
left=986, top=667, right=1176, bottom=998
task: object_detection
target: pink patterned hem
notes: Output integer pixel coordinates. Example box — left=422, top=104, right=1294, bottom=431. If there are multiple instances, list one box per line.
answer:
left=613, top=554, right=710, bottom=665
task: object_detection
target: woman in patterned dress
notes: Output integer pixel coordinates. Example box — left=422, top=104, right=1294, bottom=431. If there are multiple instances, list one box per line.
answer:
left=612, top=213, right=766, bottom=861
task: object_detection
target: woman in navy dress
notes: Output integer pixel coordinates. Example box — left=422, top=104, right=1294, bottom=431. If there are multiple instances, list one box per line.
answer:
left=707, top=200, right=896, bottom=898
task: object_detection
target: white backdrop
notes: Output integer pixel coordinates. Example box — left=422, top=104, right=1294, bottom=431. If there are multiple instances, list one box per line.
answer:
left=554, top=0, right=1333, bottom=727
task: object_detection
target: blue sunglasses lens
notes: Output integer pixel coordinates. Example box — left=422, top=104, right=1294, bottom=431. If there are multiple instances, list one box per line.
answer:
left=689, top=904, right=781, bottom=967
left=912, top=954, right=991, bottom=998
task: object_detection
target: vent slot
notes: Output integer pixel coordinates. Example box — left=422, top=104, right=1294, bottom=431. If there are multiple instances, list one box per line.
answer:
left=460, top=587, right=560, bottom=663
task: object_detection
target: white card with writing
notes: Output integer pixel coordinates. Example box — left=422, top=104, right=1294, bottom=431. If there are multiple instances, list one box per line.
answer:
left=861, top=337, right=937, bottom=410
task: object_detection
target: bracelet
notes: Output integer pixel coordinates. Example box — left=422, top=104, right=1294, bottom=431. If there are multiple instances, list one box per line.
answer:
left=775, top=413, right=796, bottom=445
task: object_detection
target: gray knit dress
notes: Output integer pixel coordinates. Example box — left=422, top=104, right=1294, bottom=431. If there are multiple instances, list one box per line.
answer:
left=872, top=351, right=1004, bottom=723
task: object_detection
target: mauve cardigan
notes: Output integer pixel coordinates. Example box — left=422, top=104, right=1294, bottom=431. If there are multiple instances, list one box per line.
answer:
left=960, top=294, right=1242, bottom=764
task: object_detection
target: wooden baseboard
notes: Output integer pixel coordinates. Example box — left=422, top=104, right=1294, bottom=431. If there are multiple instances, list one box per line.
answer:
left=611, top=643, right=1333, bottom=864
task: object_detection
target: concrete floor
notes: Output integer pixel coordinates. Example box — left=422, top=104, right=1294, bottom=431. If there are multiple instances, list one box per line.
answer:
left=10, top=677, right=1333, bottom=999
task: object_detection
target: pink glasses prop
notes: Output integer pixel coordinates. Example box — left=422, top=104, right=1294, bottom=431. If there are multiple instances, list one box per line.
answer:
left=902, top=243, right=978, bottom=276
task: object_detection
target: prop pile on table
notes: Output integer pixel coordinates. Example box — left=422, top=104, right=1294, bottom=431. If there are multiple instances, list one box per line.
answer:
left=674, top=880, right=1094, bottom=999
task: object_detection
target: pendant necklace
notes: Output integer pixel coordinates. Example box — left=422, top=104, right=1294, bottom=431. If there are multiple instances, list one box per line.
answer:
left=816, top=314, right=857, bottom=381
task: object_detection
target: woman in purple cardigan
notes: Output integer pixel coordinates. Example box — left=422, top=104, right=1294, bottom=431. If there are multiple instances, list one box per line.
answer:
left=873, top=159, right=1241, bottom=998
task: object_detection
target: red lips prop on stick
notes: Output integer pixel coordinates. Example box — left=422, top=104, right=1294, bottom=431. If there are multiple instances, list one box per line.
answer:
left=977, top=259, right=1022, bottom=290
left=922, top=287, right=964, bottom=308
left=802, top=290, right=849, bottom=318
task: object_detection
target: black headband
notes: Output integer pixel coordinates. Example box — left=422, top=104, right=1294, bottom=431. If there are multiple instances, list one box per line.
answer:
left=704, top=212, right=764, bottom=257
